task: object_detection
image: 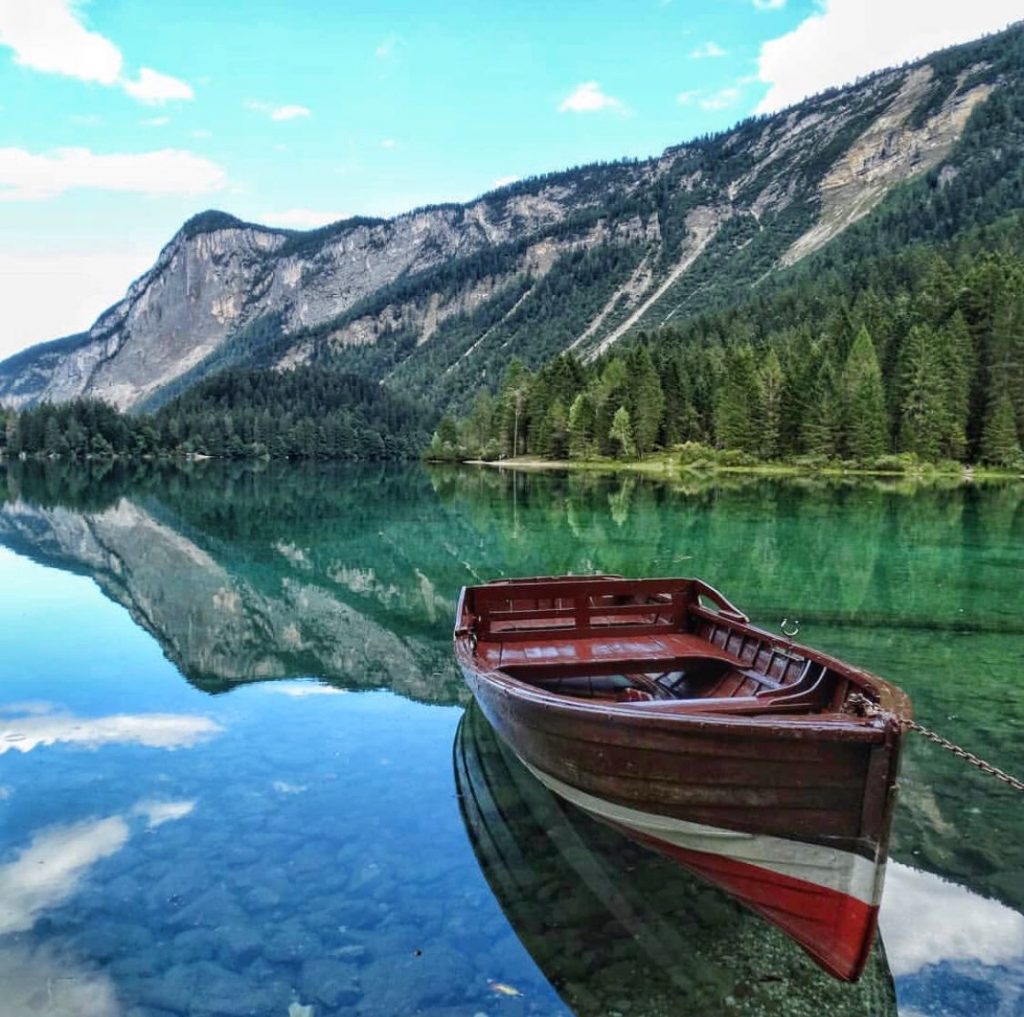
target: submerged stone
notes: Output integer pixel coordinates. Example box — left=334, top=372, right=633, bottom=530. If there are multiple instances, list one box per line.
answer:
left=299, top=956, right=361, bottom=1007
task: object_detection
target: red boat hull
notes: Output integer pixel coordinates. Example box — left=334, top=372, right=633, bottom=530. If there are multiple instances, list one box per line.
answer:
left=516, top=750, right=883, bottom=981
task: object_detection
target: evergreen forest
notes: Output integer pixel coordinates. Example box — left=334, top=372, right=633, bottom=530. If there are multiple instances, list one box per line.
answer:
left=2, top=367, right=431, bottom=461
left=430, top=215, right=1024, bottom=470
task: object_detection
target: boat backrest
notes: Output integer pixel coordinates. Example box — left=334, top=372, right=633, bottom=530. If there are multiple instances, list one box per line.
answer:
left=468, top=577, right=692, bottom=642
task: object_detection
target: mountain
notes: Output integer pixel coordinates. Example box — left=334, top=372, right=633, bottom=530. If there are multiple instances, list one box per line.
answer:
left=1, top=24, right=1022, bottom=414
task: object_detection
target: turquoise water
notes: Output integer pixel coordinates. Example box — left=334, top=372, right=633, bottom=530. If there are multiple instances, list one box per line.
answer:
left=0, top=462, right=1021, bottom=1017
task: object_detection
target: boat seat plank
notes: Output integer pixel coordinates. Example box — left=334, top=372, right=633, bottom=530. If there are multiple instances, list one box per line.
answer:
left=482, top=631, right=743, bottom=671
left=705, top=669, right=748, bottom=699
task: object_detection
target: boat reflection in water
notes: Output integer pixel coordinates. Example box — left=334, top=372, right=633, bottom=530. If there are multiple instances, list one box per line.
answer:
left=454, top=703, right=897, bottom=1017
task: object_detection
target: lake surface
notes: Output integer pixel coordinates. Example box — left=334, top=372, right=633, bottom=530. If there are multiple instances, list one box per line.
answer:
left=1, top=461, right=1021, bottom=1017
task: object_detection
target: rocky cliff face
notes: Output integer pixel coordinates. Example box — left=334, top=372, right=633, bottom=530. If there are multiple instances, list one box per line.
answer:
left=0, top=26, right=1016, bottom=411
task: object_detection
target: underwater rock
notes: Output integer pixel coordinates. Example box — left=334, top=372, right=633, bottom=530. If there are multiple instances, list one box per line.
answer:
left=299, top=956, right=361, bottom=1007
left=263, top=919, right=324, bottom=963
left=172, top=927, right=223, bottom=964
left=357, top=943, right=474, bottom=1013
left=218, top=921, right=265, bottom=967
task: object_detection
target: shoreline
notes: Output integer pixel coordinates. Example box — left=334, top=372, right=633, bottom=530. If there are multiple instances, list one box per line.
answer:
left=451, top=456, right=1023, bottom=482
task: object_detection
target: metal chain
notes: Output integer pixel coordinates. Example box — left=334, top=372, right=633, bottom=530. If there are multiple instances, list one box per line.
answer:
left=848, top=693, right=1024, bottom=793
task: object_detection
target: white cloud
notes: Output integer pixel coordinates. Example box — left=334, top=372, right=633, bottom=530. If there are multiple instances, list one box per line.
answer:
left=192, top=128, right=212, bottom=139
left=753, top=0, right=786, bottom=9
left=0, top=248, right=153, bottom=359
left=0, top=0, right=193, bottom=103
left=271, top=104, right=310, bottom=121
left=272, top=780, right=308, bottom=794
left=269, top=682, right=348, bottom=697
left=69, top=113, right=103, bottom=126
left=260, top=208, right=351, bottom=229
left=756, top=0, right=1022, bottom=113
left=0, top=942, right=122, bottom=1016
left=0, top=0, right=121, bottom=83
left=0, top=144, right=224, bottom=200
left=690, top=41, right=727, bottom=58
left=0, top=146, right=226, bottom=201
left=676, top=89, right=701, bottom=106
left=880, top=862, right=1024, bottom=976
left=379, top=138, right=397, bottom=149
left=493, top=174, right=519, bottom=188
left=0, top=817, right=129, bottom=934
left=131, top=799, right=196, bottom=828
left=0, top=706, right=222, bottom=753
left=140, top=115, right=169, bottom=127
left=122, top=67, right=194, bottom=104
left=700, top=86, right=741, bottom=110
left=558, top=81, right=626, bottom=114
left=0, top=801, right=197, bottom=935
left=245, top=100, right=311, bottom=121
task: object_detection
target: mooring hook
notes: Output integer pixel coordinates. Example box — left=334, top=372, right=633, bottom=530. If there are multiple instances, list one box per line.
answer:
left=781, top=617, right=800, bottom=637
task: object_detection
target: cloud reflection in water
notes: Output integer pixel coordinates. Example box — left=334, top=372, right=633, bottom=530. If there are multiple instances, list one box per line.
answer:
left=881, top=861, right=1024, bottom=975
left=0, top=942, right=123, bottom=1016
left=0, top=704, right=221, bottom=755
left=0, top=801, right=196, bottom=935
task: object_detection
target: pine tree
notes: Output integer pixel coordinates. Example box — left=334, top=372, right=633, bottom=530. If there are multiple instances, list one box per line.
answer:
left=44, top=416, right=67, bottom=456
left=544, top=398, right=569, bottom=459
left=658, top=356, right=688, bottom=446
left=980, top=389, right=1023, bottom=467
left=915, top=251, right=958, bottom=325
left=594, top=358, right=629, bottom=456
left=499, top=359, right=531, bottom=458
left=4, top=412, right=20, bottom=455
left=758, top=348, right=784, bottom=460
left=568, top=392, right=596, bottom=459
left=625, top=346, right=665, bottom=456
left=800, top=352, right=840, bottom=458
left=778, top=327, right=816, bottom=456
left=608, top=406, right=637, bottom=460
left=897, top=324, right=947, bottom=460
left=842, top=326, right=889, bottom=462
left=989, top=286, right=1024, bottom=442
left=714, top=345, right=759, bottom=453
left=934, top=312, right=972, bottom=460
left=465, top=390, right=498, bottom=458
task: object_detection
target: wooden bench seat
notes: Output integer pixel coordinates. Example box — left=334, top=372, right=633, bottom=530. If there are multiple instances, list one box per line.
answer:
left=479, top=631, right=744, bottom=672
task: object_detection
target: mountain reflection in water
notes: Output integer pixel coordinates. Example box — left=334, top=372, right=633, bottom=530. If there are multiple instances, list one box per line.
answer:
left=0, top=460, right=465, bottom=702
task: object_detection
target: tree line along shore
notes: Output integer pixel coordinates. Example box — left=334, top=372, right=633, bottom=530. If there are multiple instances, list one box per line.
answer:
left=427, top=238, right=1024, bottom=473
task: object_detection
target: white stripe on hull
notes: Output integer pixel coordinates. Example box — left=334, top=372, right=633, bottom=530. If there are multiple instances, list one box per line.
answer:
left=517, top=755, right=886, bottom=908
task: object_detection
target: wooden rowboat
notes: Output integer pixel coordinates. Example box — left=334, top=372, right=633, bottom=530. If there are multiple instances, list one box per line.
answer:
left=453, top=575, right=912, bottom=982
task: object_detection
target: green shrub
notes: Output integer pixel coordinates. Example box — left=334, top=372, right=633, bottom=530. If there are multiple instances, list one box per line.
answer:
left=674, top=441, right=718, bottom=464
left=716, top=449, right=759, bottom=467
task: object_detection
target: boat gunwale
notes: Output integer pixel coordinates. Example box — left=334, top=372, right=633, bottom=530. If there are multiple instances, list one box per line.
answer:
left=454, top=576, right=912, bottom=742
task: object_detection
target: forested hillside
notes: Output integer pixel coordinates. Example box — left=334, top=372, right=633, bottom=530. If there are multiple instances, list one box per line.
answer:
left=433, top=23, right=1024, bottom=470
left=4, top=368, right=432, bottom=461
left=433, top=213, right=1024, bottom=468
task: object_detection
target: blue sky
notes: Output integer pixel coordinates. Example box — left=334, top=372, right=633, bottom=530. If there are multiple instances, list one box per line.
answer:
left=0, top=0, right=1020, bottom=358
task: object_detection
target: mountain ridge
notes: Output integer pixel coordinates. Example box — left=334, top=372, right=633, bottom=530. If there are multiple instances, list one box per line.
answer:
left=1, top=22, right=1021, bottom=413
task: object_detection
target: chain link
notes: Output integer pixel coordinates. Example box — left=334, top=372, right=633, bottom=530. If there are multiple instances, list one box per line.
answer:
left=848, top=693, right=1024, bottom=794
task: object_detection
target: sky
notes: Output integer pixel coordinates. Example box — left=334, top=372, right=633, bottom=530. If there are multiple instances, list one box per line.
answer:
left=0, top=0, right=1020, bottom=360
